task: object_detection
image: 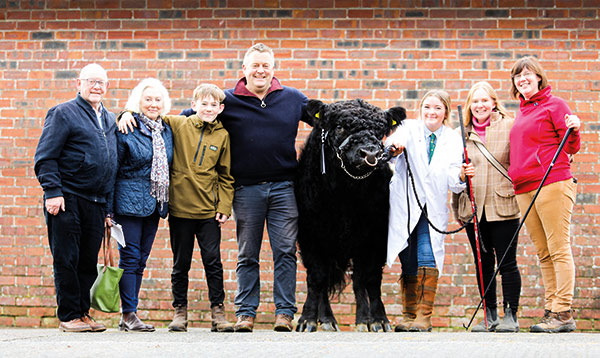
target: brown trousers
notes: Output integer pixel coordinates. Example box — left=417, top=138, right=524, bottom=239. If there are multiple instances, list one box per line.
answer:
left=516, top=179, right=576, bottom=313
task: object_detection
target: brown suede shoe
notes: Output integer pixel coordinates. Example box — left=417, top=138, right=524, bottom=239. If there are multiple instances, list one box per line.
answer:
left=531, top=310, right=576, bottom=333
left=59, top=318, right=92, bottom=333
left=274, top=314, right=294, bottom=332
left=81, top=313, right=106, bottom=332
left=234, top=315, right=254, bottom=332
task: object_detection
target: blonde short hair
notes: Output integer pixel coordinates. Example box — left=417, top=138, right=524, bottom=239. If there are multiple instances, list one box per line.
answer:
left=124, top=78, right=171, bottom=116
left=419, top=89, right=451, bottom=125
left=509, top=56, right=548, bottom=100
left=192, top=83, right=226, bottom=103
left=463, top=81, right=511, bottom=126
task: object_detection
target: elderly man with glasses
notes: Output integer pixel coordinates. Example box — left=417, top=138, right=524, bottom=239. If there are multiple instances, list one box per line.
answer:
left=34, top=63, right=118, bottom=332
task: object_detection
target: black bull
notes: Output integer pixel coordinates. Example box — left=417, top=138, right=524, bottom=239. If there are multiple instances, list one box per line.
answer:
left=295, top=98, right=406, bottom=332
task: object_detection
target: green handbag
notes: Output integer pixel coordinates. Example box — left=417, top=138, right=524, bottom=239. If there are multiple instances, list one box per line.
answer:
left=90, top=226, right=124, bottom=313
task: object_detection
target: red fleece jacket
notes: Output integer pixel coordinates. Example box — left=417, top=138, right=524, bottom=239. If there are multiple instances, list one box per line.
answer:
left=508, top=86, right=580, bottom=194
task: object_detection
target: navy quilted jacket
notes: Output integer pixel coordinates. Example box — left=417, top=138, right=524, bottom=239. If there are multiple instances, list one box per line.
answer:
left=111, top=113, right=173, bottom=218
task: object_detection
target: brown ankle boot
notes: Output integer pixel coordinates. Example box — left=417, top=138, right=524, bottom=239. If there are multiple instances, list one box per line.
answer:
left=409, top=267, right=439, bottom=332
left=531, top=310, right=576, bottom=333
left=394, top=275, right=419, bottom=332
left=168, top=305, right=188, bottom=332
left=211, top=303, right=234, bottom=332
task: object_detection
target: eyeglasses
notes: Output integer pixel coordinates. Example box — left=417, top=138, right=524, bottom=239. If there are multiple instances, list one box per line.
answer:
left=81, top=78, right=108, bottom=87
left=513, top=71, right=536, bottom=81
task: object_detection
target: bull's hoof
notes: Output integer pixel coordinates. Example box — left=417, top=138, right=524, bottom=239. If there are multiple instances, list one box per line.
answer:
left=355, top=323, right=369, bottom=332
left=296, top=320, right=318, bottom=332
left=320, top=322, right=338, bottom=332
left=369, top=321, right=392, bottom=332
left=370, top=322, right=383, bottom=332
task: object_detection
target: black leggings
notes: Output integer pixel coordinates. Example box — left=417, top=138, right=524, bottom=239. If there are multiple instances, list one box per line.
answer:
left=466, top=211, right=521, bottom=310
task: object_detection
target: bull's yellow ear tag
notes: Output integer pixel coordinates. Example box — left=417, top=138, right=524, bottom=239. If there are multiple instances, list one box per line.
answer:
left=392, top=119, right=397, bottom=125
left=315, top=112, right=320, bottom=119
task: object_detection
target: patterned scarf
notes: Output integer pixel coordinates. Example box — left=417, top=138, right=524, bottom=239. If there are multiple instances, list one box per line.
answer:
left=137, top=113, right=169, bottom=208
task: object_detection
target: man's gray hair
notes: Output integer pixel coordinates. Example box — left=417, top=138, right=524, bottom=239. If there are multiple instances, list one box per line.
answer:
left=79, top=63, right=107, bottom=80
left=243, top=43, right=275, bottom=66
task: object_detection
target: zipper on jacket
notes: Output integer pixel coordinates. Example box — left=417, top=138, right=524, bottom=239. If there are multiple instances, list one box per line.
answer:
left=198, top=145, right=207, bottom=166
left=193, top=126, right=207, bottom=164
left=212, top=184, right=218, bottom=211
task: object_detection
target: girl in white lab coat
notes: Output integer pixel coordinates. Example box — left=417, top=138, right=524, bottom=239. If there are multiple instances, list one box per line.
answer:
left=386, top=90, right=474, bottom=332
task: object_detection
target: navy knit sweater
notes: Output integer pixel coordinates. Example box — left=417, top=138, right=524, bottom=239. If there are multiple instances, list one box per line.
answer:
left=182, top=77, right=309, bottom=186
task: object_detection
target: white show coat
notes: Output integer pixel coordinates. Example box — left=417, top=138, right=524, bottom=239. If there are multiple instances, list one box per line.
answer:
left=386, top=120, right=466, bottom=275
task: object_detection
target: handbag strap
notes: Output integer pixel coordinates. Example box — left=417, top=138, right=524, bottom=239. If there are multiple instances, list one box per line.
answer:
left=101, top=226, right=114, bottom=270
left=473, top=140, right=513, bottom=184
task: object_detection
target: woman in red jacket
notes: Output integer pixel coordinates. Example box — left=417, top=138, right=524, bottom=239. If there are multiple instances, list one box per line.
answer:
left=508, top=56, right=581, bottom=333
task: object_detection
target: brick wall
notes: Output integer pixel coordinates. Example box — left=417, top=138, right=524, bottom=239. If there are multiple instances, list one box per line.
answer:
left=1, top=1, right=599, bottom=331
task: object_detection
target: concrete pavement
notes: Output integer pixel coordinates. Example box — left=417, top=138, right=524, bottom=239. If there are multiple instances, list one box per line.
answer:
left=0, top=328, right=598, bottom=357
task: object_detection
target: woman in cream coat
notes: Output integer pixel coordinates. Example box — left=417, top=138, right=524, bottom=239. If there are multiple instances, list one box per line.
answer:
left=387, top=89, right=473, bottom=332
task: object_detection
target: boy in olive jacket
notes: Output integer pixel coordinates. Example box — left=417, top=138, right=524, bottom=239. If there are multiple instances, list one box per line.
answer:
left=119, top=84, right=234, bottom=332
left=167, top=84, right=235, bottom=332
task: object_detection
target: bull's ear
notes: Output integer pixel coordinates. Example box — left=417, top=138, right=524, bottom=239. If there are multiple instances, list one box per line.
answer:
left=304, top=99, right=325, bottom=127
left=386, top=106, right=406, bottom=130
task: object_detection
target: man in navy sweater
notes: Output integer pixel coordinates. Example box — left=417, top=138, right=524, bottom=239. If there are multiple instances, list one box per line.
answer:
left=34, top=63, right=117, bottom=332
left=181, top=43, right=310, bottom=332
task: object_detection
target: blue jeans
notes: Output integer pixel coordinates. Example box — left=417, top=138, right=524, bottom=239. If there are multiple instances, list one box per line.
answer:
left=399, top=213, right=437, bottom=276
left=116, top=210, right=159, bottom=313
left=232, top=181, right=298, bottom=318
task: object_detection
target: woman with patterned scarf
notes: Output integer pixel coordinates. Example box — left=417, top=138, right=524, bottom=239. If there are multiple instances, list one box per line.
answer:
left=110, top=78, right=173, bottom=331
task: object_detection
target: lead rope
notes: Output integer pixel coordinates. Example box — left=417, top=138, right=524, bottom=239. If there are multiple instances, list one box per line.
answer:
left=403, top=149, right=473, bottom=235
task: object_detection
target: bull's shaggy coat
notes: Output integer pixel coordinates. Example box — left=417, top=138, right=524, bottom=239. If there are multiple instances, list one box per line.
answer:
left=295, top=99, right=406, bottom=332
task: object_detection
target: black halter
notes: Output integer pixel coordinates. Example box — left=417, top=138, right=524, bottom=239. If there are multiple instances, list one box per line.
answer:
left=320, top=128, right=391, bottom=180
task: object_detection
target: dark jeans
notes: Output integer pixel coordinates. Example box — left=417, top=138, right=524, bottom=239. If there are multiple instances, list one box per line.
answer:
left=115, top=210, right=159, bottom=313
left=45, top=192, right=105, bottom=322
left=232, top=181, right=298, bottom=318
left=466, top=211, right=521, bottom=310
left=169, top=215, right=225, bottom=308
left=399, top=212, right=437, bottom=276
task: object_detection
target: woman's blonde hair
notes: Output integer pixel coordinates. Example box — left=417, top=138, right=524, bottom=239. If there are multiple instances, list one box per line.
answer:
left=419, top=89, right=451, bottom=125
left=463, top=81, right=511, bottom=126
left=125, top=78, right=171, bottom=116
left=509, top=56, right=548, bottom=100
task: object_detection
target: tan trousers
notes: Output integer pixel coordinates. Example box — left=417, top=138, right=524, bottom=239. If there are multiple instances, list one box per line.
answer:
left=516, top=179, right=576, bottom=313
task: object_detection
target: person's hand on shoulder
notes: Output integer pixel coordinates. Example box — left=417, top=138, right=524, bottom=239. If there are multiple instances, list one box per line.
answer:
left=118, top=111, right=137, bottom=134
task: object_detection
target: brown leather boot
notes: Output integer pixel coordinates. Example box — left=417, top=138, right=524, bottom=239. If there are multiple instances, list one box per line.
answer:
left=168, top=306, right=188, bottom=332
left=211, top=304, right=234, bottom=332
left=394, top=275, right=419, bottom=332
left=119, top=312, right=155, bottom=332
left=531, top=310, right=576, bottom=333
left=409, top=267, right=439, bottom=332
left=529, top=309, right=552, bottom=332
left=234, top=315, right=255, bottom=332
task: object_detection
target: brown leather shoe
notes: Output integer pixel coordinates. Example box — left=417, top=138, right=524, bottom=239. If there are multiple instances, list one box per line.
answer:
left=274, top=314, right=294, bottom=332
left=81, top=313, right=106, bottom=332
left=59, top=318, right=92, bottom=332
left=234, top=315, right=254, bottom=332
